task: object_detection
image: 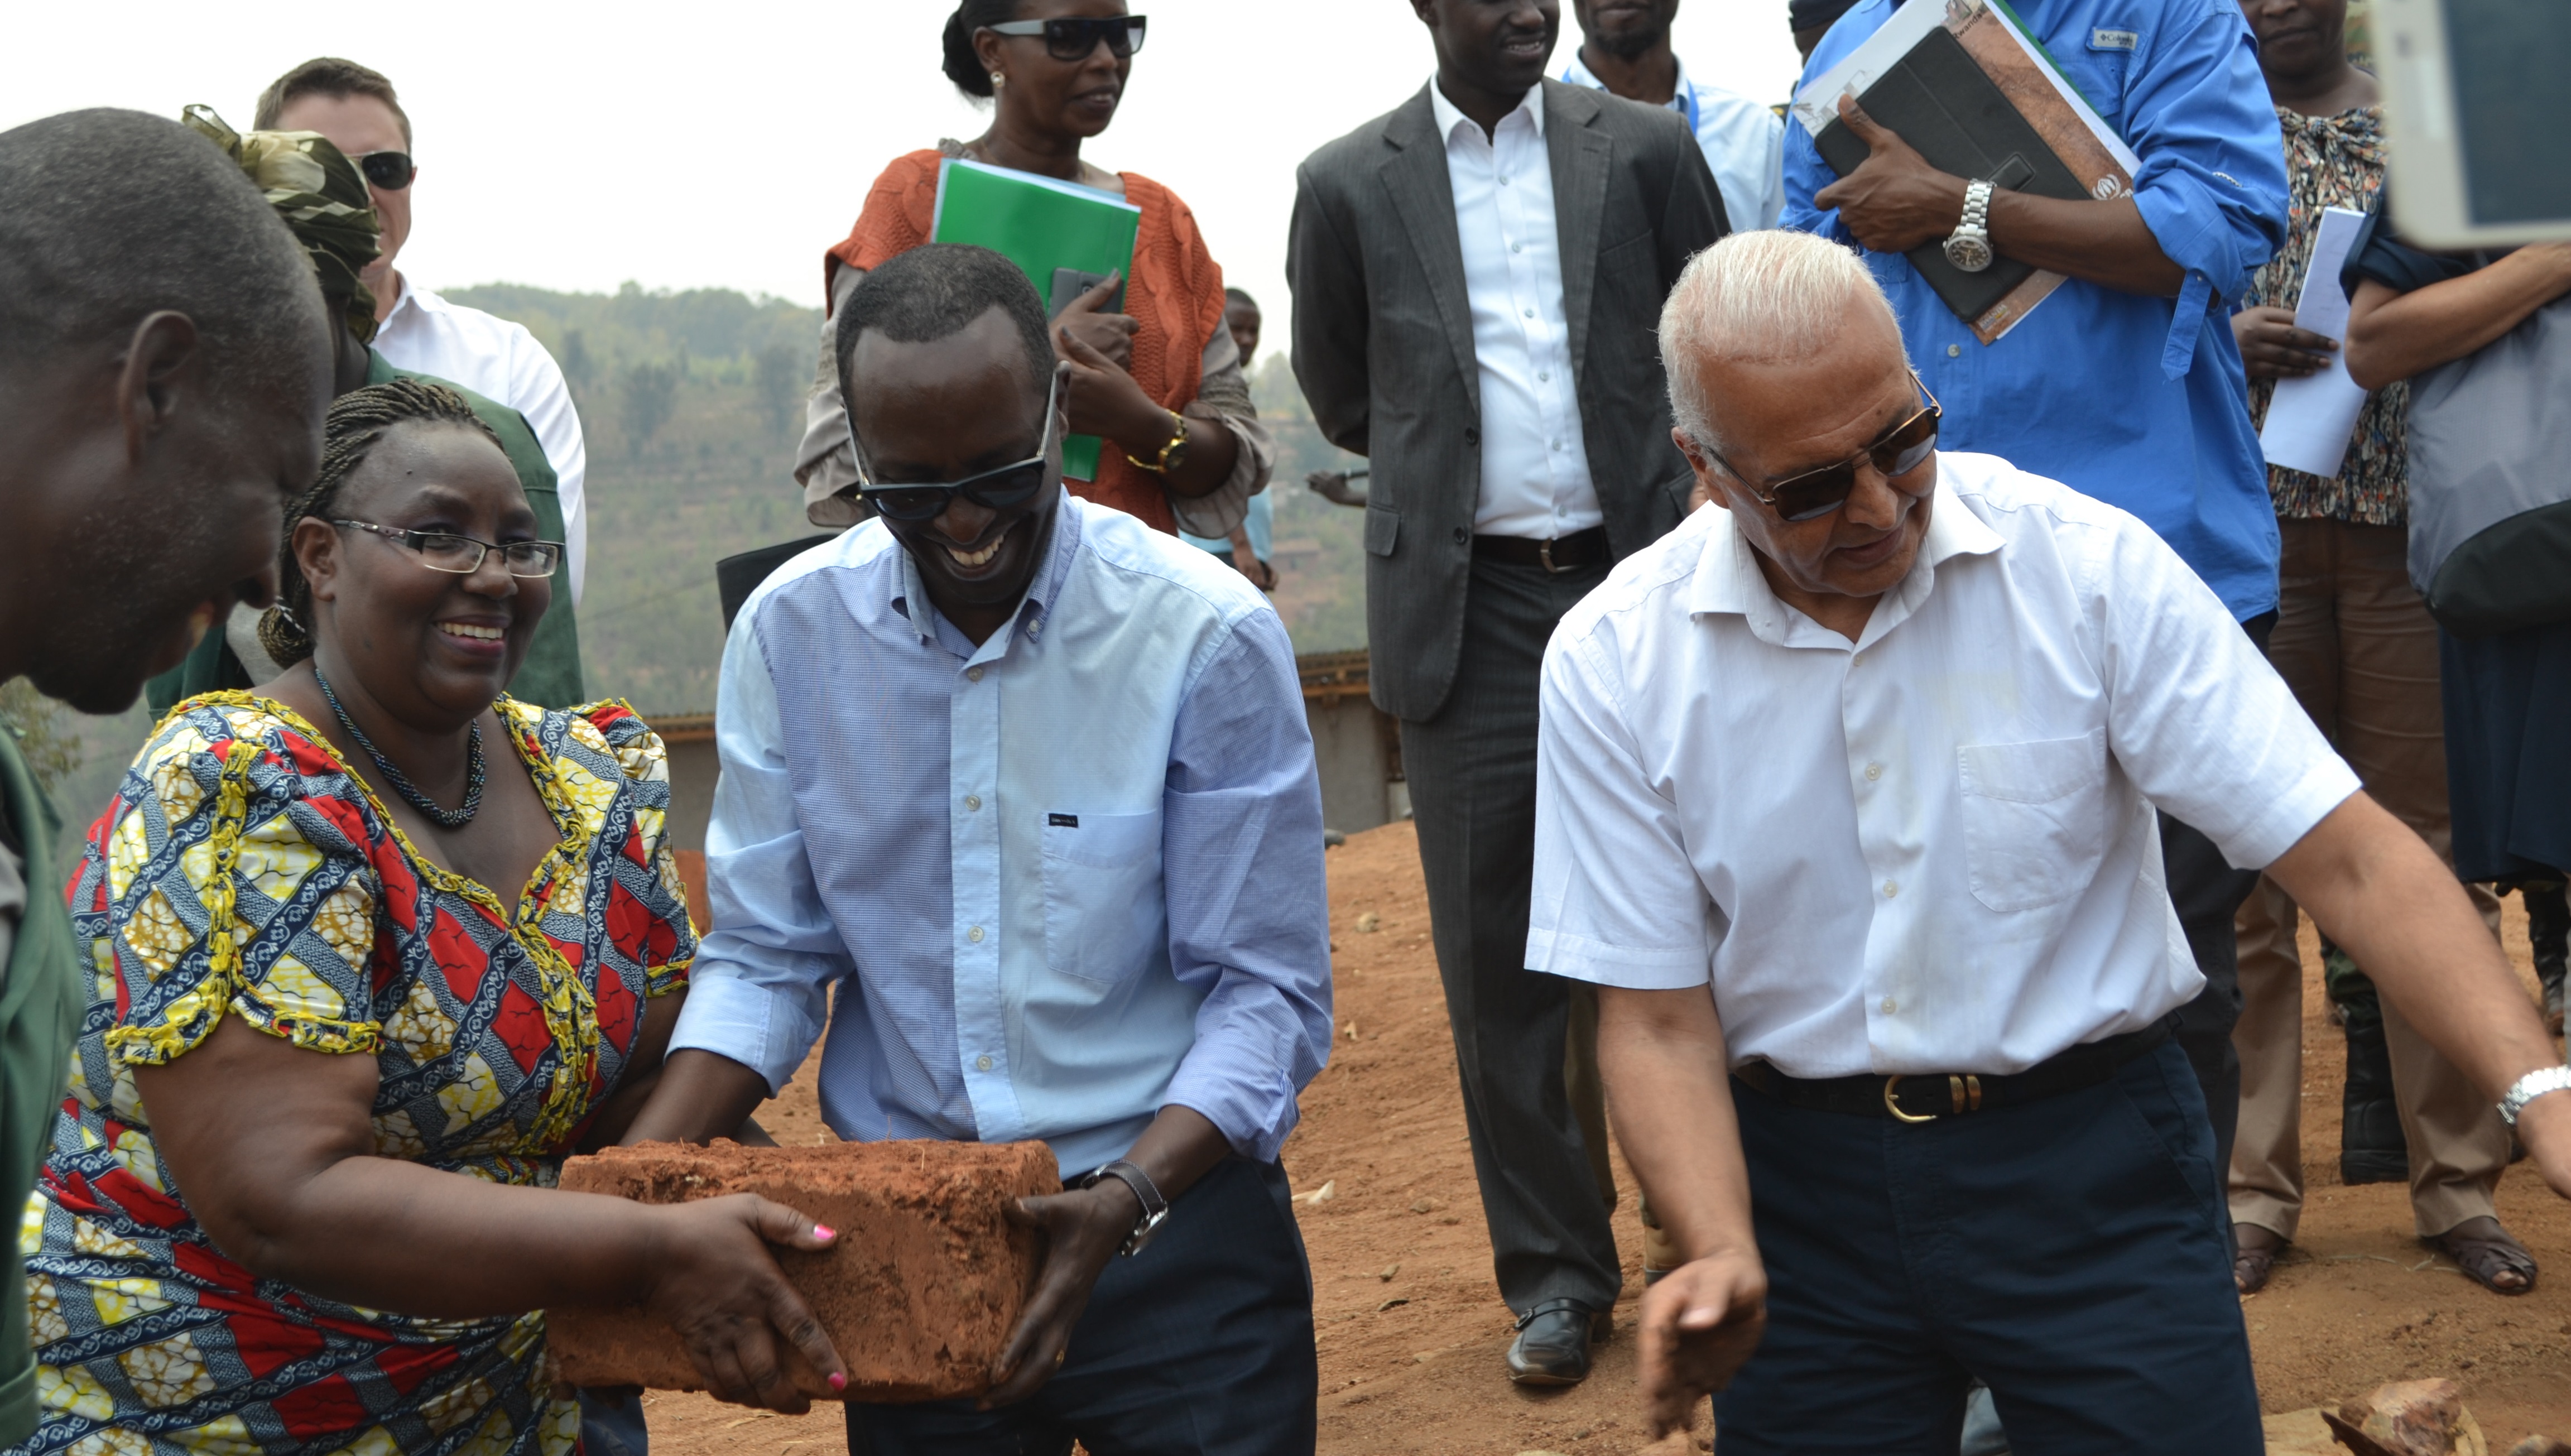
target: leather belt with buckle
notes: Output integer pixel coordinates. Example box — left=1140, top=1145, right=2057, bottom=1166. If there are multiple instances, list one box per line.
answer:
left=1729, top=1017, right=2174, bottom=1121
left=1472, top=526, right=1609, bottom=574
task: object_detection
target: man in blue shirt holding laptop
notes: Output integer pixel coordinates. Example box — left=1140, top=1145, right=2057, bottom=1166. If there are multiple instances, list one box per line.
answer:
left=1784, top=0, right=2291, bottom=1188
left=628, top=244, right=1333, bottom=1456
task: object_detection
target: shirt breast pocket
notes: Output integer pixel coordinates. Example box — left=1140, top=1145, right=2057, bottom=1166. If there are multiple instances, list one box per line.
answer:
left=1041, top=810, right=1167, bottom=986
left=1956, top=731, right=2111, bottom=914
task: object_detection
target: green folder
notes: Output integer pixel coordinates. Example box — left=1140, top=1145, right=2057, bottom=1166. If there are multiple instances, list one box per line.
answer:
left=931, top=156, right=1143, bottom=482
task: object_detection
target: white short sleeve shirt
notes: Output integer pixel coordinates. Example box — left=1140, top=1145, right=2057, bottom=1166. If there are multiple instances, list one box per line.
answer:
left=1526, top=453, right=2359, bottom=1078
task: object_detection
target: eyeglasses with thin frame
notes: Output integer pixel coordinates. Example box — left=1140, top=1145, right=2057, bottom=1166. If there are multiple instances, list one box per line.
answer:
left=332, top=519, right=562, bottom=578
left=852, top=367, right=1065, bottom=524
left=351, top=150, right=414, bottom=190
left=1703, top=373, right=1942, bottom=523
left=982, top=14, right=1147, bottom=61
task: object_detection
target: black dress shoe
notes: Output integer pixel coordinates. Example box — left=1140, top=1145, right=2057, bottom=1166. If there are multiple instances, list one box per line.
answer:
left=1507, top=1298, right=1607, bottom=1386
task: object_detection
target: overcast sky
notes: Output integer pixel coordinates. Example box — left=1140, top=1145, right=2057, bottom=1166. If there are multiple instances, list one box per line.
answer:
left=4, top=1, right=1805, bottom=347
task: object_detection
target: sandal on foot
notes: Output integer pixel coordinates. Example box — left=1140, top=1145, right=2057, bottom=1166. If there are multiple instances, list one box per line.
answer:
left=2233, top=1224, right=2286, bottom=1294
left=2431, top=1217, right=2538, bottom=1295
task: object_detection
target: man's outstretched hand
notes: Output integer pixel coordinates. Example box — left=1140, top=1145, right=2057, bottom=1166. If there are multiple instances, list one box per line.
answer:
left=1636, top=1250, right=1769, bottom=1439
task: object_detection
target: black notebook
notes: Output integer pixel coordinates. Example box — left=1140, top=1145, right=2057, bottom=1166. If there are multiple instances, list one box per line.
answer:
left=1813, top=23, right=2093, bottom=323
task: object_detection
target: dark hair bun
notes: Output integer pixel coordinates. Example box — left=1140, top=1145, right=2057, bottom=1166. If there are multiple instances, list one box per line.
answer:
left=943, top=7, right=995, bottom=98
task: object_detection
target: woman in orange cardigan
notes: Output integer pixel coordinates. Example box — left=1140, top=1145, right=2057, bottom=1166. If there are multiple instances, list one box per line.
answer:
left=791, top=1, right=1271, bottom=537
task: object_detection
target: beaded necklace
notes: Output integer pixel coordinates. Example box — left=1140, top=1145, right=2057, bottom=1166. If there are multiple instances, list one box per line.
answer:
left=313, top=667, right=485, bottom=828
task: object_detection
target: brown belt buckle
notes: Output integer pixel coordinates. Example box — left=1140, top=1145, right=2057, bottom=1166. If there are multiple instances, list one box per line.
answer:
left=1538, top=537, right=1568, bottom=574
left=1885, top=1074, right=1983, bottom=1123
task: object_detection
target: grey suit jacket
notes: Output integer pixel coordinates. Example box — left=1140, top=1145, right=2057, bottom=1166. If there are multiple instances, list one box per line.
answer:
left=1289, top=79, right=1728, bottom=723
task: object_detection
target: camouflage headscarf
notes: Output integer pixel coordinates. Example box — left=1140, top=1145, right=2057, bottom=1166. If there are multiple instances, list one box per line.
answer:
left=181, top=104, right=382, bottom=344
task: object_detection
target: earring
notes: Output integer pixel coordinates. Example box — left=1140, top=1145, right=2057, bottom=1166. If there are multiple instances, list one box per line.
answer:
left=991, top=70, right=1005, bottom=90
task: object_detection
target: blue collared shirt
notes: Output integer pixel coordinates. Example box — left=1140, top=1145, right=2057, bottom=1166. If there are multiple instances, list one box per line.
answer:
left=1784, top=0, right=2289, bottom=620
left=1560, top=50, right=1785, bottom=232
left=669, top=494, right=1334, bottom=1175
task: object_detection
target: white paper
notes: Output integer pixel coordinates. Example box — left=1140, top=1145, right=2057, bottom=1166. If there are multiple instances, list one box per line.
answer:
left=2258, top=206, right=2372, bottom=479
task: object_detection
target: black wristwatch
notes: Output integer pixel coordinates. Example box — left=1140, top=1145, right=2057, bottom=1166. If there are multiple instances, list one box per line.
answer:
left=1077, top=1159, right=1170, bottom=1256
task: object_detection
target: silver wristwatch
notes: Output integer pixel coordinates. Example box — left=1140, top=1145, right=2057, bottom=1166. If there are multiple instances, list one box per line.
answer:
left=1078, top=1159, right=1170, bottom=1256
left=1944, top=178, right=1997, bottom=273
left=2498, top=1065, right=2571, bottom=1126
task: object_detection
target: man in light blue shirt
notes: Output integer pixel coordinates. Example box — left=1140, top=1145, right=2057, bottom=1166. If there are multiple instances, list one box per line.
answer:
left=630, top=244, right=1332, bottom=1456
left=1560, top=0, right=1784, bottom=230
left=1784, top=0, right=2290, bottom=1196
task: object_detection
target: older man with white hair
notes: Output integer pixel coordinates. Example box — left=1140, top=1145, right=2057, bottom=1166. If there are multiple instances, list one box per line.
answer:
left=1525, top=230, right=2571, bottom=1453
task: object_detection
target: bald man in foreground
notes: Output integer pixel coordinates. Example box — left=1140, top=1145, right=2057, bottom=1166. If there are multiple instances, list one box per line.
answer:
left=0, top=108, right=331, bottom=1446
left=1526, top=231, right=2571, bottom=1453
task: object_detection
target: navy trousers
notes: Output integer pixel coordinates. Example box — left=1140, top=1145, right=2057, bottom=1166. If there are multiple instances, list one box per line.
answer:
left=844, top=1157, right=1316, bottom=1456
left=1712, top=1041, right=2262, bottom=1456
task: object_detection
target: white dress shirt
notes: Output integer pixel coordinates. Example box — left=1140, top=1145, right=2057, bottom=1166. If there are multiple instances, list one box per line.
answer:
left=1429, top=81, right=1603, bottom=540
left=1527, top=453, right=2359, bottom=1079
left=1559, top=51, right=1785, bottom=232
left=374, top=278, right=592, bottom=603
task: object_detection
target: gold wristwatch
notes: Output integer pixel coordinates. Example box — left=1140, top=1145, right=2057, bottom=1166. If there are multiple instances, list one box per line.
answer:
left=1125, top=409, right=1190, bottom=474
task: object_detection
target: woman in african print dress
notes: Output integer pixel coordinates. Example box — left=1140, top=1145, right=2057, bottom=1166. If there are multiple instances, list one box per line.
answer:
left=15, top=381, right=847, bottom=1456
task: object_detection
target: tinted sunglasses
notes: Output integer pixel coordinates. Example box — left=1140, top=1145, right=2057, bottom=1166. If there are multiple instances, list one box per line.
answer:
left=983, top=14, right=1147, bottom=61
left=353, top=150, right=415, bottom=190
left=854, top=368, right=1063, bottom=523
left=1707, top=373, right=1943, bottom=522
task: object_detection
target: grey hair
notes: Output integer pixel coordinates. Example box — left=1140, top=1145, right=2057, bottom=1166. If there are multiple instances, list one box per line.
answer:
left=1658, top=229, right=1899, bottom=454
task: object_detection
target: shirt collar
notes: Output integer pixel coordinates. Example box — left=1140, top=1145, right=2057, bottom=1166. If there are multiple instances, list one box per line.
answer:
left=889, top=487, right=1084, bottom=664
left=1684, top=463, right=2003, bottom=644
left=1557, top=50, right=1697, bottom=127
left=1429, top=75, right=1544, bottom=148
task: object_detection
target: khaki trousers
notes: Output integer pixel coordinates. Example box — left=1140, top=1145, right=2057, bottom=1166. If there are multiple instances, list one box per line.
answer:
left=2229, top=519, right=2508, bottom=1241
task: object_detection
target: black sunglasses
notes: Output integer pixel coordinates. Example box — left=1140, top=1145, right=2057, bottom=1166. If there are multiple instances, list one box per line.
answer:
left=1706, top=374, right=1943, bottom=522
left=983, top=14, right=1147, bottom=61
left=854, top=369, right=1063, bottom=523
left=353, top=150, right=415, bottom=190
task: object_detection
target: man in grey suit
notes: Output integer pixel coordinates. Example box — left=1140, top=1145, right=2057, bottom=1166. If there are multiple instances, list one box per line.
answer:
left=1287, top=0, right=1727, bottom=1387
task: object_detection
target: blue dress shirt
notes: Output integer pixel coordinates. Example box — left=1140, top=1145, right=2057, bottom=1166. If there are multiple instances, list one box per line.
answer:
left=1784, top=0, right=2290, bottom=620
left=670, top=494, right=1334, bottom=1176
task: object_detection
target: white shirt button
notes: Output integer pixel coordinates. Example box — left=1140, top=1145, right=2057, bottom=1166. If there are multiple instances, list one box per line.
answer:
left=1947, top=344, right=1963, bottom=357
left=1851, top=653, right=1863, bottom=668
left=1883, top=880, right=1900, bottom=898
left=966, top=666, right=984, bottom=683
left=976, top=1055, right=993, bottom=1071
left=1523, top=307, right=1534, bottom=318
left=1881, top=997, right=1898, bottom=1014
left=967, top=925, right=986, bottom=943
left=964, top=794, right=982, bottom=811
left=1511, top=242, right=1523, bottom=253
left=1537, top=370, right=1550, bottom=383
left=1864, top=763, right=1882, bottom=782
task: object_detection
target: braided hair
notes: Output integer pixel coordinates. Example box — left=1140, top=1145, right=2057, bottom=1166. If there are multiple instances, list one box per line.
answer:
left=258, top=377, right=504, bottom=666
left=941, top=0, right=1025, bottom=99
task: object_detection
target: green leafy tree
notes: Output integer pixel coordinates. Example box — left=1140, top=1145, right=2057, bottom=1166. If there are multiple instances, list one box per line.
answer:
left=621, top=361, right=679, bottom=454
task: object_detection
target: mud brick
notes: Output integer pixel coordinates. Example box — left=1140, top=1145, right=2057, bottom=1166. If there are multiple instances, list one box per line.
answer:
left=546, top=1140, right=1057, bottom=1402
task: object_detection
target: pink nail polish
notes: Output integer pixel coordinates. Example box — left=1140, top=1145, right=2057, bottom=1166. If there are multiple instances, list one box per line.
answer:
left=828, top=1372, right=847, bottom=1391
left=813, top=1225, right=836, bottom=1242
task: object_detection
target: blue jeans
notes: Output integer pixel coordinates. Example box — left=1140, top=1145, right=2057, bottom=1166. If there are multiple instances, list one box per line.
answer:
left=844, top=1157, right=1316, bottom=1456
left=1713, top=1041, right=2261, bottom=1455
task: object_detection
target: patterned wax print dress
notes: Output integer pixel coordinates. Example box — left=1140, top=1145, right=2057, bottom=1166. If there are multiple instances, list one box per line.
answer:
left=13, top=694, right=695, bottom=1456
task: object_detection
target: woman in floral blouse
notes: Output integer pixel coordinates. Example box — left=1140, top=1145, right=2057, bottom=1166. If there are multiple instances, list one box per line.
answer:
left=2226, top=0, right=2531, bottom=1301
left=16, top=381, right=846, bottom=1456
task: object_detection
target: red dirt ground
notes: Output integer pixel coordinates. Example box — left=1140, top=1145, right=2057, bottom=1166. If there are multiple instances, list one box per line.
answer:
left=645, top=821, right=2571, bottom=1455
